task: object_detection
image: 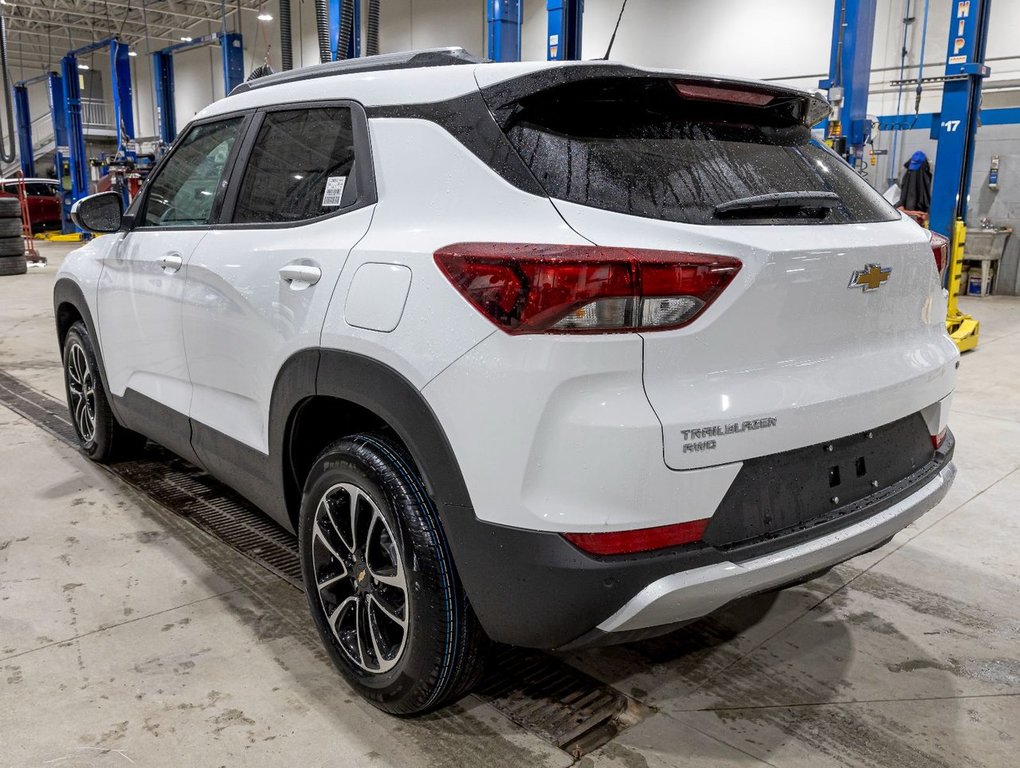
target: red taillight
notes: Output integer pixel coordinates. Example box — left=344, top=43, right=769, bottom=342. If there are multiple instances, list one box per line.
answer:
left=930, top=231, right=950, bottom=281
left=563, top=519, right=710, bottom=556
left=434, top=244, right=742, bottom=334
left=932, top=427, right=948, bottom=451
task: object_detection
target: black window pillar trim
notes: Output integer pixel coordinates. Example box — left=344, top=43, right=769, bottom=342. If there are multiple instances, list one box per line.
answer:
left=126, top=110, right=254, bottom=233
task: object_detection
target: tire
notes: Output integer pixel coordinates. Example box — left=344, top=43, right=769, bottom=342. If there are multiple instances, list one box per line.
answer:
left=61, top=321, right=146, bottom=462
left=0, top=197, right=20, bottom=217
left=0, top=255, right=26, bottom=276
left=0, top=236, right=24, bottom=257
left=299, top=433, right=486, bottom=715
left=0, top=218, right=22, bottom=237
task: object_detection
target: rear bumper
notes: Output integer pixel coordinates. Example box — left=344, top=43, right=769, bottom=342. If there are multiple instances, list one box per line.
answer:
left=441, top=435, right=955, bottom=650
left=592, top=460, right=956, bottom=637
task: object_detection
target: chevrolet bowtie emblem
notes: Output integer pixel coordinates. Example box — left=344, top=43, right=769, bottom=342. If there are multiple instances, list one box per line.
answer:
left=848, top=264, right=892, bottom=292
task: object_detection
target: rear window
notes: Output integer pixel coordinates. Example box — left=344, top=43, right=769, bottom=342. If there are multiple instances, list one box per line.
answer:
left=500, top=78, right=898, bottom=226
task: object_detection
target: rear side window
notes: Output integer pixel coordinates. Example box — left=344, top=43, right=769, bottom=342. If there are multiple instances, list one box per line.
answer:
left=233, top=107, right=357, bottom=224
left=501, top=78, right=898, bottom=226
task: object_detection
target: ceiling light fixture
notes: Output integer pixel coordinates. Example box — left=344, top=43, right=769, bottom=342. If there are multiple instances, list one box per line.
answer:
left=77, top=63, right=90, bottom=70
left=181, top=36, right=193, bottom=42
left=257, top=13, right=273, bottom=21
left=128, top=50, right=138, bottom=57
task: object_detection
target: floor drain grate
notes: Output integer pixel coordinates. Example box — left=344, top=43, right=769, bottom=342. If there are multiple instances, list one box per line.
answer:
left=1, top=369, right=649, bottom=756
left=478, top=646, right=650, bottom=757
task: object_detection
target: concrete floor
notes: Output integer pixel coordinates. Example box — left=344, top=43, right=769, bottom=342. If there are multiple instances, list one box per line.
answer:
left=1, top=241, right=1018, bottom=767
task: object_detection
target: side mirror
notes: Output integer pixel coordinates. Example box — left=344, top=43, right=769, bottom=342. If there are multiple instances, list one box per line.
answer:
left=70, top=192, right=124, bottom=234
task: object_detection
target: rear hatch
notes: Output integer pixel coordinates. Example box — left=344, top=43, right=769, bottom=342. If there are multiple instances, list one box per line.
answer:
left=482, top=68, right=957, bottom=470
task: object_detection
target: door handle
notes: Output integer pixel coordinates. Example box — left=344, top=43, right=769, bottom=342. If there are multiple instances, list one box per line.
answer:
left=279, top=264, right=322, bottom=287
left=159, top=253, right=183, bottom=274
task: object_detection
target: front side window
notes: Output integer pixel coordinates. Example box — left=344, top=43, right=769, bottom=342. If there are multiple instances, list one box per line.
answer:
left=233, top=107, right=357, bottom=224
left=141, top=117, right=243, bottom=227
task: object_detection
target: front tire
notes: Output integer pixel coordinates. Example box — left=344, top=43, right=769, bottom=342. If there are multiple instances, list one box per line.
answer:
left=299, top=433, right=485, bottom=715
left=61, top=321, right=145, bottom=462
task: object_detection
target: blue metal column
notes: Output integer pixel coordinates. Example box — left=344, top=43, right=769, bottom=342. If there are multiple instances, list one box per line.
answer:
left=328, top=0, right=361, bottom=61
left=221, top=32, right=245, bottom=95
left=48, top=73, right=68, bottom=182
left=13, top=84, right=33, bottom=177
left=820, top=0, right=878, bottom=166
left=546, top=0, right=582, bottom=60
left=488, top=0, right=522, bottom=62
left=110, top=40, right=135, bottom=146
left=347, top=1, right=361, bottom=58
left=928, top=0, right=992, bottom=239
left=60, top=55, right=89, bottom=227
left=153, top=50, right=176, bottom=144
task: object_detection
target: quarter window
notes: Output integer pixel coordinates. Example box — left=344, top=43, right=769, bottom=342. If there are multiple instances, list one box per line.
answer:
left=232, top=107, right=357, bottom=224
left=141, top=117, right=243, bottom=227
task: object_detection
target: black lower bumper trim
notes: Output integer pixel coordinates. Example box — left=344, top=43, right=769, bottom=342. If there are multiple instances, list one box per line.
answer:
left=441, top=428, right=954, bottom=650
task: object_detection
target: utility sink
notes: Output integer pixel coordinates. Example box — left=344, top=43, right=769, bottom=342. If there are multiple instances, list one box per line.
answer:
left=966, top=227, right=1013, bottom=261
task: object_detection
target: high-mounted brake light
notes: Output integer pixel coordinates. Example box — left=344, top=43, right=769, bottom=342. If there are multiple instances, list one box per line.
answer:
left=673, top=82, right=775, bottom=107
left=434, top=244, right=741, bottom=335
left=563, top=519, right=710, bottom=556
left=930, top=231, right=950, bottom=282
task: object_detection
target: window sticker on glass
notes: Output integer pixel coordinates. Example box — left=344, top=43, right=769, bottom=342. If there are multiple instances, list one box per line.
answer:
left=322, top=176, right=347, bottom=207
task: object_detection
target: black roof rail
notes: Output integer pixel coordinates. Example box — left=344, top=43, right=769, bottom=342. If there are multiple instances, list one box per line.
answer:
left=230, top=47, right=484, bottom=95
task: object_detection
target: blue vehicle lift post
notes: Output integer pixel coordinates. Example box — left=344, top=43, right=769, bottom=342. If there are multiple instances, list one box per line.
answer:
left=487, top=0, right=522, bottom=62
left=928, top=0, right=992, bottom=241
left=48, top=73, right=70, bottom=230
left=152, top=32, right=245, bottom=145
left=56, top=37, right=136, bottom=232
left=928, top=0, right=992, bottom=351
left=546, top=0, right=582, bottom=60
left=12, top=77, right=40, bottom=177
left=820, top=0, right=878, bottom=167
left=327, top=0, right=361, bottom=60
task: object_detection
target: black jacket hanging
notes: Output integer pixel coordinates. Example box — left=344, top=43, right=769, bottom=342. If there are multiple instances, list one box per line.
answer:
left=897, top=150, right=933, bottom=212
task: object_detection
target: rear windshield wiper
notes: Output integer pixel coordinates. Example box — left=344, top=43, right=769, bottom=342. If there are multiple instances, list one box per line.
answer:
left=713, top=191, right=840, bottom=220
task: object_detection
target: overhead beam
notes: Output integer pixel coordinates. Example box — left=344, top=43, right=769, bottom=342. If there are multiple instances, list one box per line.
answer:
left=4, top=20, right=180, bottom=45
left=12, top=0, right=232, bottom=25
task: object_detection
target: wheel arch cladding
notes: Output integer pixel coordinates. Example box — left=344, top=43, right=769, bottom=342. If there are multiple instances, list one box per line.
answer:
left=53, top=279, right=89, bottom=349
left=276, top=350, right=475, bottom=531
left=52, top=278, right=121, bottom=422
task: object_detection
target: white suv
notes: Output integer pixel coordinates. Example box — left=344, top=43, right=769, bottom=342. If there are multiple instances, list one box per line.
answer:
left=56, top=49, right=958, bottom=715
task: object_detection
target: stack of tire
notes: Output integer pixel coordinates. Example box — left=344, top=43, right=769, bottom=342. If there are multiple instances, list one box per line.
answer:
left=0, top=196, right=27, bottom=276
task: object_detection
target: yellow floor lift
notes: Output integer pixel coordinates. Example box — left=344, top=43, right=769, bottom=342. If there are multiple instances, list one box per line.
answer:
left=946, top=219, right=979, bottom=352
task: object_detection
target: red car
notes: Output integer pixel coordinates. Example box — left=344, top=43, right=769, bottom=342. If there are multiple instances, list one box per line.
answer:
left=0, top=178, right=63, bottom=233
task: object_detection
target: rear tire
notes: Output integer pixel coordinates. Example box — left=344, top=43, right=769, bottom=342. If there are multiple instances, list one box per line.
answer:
left=0, top=255, right=26, bottom=276
left=61, top=321, right=146, bottom=462
left=299, top=433, right=486, bottom=715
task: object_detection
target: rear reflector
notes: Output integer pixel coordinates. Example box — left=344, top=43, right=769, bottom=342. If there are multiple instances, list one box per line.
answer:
left=932, top=427, right=948, bottom=451
left=930, top=231, right=950, bottom=282
left=563, top=519, right=710, bottom=556
left=434, top=244, right=741, bottom=335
